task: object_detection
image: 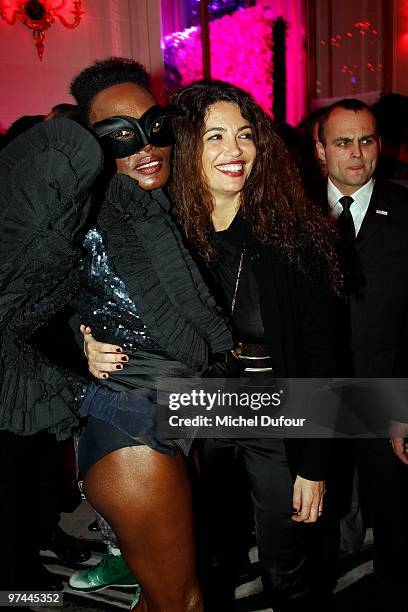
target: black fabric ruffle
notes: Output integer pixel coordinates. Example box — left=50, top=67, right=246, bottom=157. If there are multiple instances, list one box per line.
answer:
left=0, top=325, right=86, bottom=440
left=0, top=118, right=103, bottom=321
left=0, top=118, right=103, bottom=436
left=96, top=174, right=232, bottom=372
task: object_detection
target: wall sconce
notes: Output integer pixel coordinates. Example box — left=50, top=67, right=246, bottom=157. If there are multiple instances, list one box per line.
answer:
left=0, top=1, right=84, bottom=61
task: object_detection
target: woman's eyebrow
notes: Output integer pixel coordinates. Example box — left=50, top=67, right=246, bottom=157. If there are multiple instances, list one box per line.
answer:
left=203, top=124, right=252, bottom=135
left=203, top=126, right=226, bottom=135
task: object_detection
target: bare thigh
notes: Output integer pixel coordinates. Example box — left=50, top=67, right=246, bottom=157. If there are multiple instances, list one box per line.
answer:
left=84, top=445, right=202, bottom=612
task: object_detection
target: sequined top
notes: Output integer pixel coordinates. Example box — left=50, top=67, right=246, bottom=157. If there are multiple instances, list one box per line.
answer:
left=76, top=227, right=159, bottom=351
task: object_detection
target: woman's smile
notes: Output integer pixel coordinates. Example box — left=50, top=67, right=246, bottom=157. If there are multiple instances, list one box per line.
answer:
left=201, top=101, right=256, bottom=201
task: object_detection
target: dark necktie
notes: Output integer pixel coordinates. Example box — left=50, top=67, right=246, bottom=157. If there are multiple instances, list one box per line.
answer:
left=337, top=196, right=355, bottom=242
left=337, top=196, right=356, bottom=242
left=336, top=195, right=365, bottom=291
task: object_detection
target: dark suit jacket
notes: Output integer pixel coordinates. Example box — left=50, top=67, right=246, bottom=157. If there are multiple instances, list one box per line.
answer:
left=349, top=180, right=408, bottom=378
left=324, top=179, right=408, bottom=423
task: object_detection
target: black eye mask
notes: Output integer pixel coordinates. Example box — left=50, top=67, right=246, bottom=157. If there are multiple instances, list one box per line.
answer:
left=92, top=104, right=178, bottom=158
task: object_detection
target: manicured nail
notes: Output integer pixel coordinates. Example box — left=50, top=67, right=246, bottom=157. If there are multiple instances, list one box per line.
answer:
left=121, top=355, right=128, bottom=362
left=115, top=347, right=123, bottom=353
left=116, top=364, right=123, bottom=370
left=102, top=374, right=108, bottom=379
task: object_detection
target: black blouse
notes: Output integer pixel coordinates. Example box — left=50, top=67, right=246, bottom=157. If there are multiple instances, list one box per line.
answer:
left=209, top=215, right=265, bottom=344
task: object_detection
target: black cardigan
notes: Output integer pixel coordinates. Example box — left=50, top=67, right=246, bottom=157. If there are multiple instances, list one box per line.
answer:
left=251, top=235, right=336, bottom=481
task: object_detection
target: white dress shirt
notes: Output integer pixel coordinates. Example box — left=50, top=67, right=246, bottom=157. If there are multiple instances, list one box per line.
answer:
left=327, top=178, right=374, bottom=236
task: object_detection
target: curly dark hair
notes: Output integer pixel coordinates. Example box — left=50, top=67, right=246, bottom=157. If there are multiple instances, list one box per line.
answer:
left=70, top=57, right=151, bottom=122
left=169, top=80, right=342, bottom=294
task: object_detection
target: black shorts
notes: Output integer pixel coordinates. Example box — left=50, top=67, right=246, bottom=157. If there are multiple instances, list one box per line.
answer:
left=78, top=416, right=143, bottom=479
left=78, top=416, right=193, bottom=478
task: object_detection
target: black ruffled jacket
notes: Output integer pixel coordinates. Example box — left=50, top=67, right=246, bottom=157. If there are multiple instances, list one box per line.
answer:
left=0, top=119, right=232, bottom=439
left=92, top=173, right=232, bottom=372
left=0, top=119, right=103, bottom=439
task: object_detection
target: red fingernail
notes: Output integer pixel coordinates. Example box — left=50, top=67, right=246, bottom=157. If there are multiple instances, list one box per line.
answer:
left=116, top=364, right=123, bottom=370
left=121, top=356, right=128, bottom=362
left=115, top=348, right=122, bottom=353
left=102, top=374, right=108, bottom=379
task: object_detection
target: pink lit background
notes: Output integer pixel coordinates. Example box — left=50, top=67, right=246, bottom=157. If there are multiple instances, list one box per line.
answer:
left=161, top=0, right=306, bottom=125
left=1, top=1, right=408, bottom=130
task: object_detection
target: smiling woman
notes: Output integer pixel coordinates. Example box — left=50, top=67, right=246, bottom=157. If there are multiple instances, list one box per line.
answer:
left=201, top=101, right=256, bottom=229
left=87, top=82, right=173, bottom=189
left=170, top=81, right=342, bottom=293
left=167, top=79, right=342, bottom=610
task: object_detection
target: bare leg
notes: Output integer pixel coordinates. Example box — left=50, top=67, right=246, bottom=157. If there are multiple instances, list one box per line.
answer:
left=84, top=445, right=203, bottom=612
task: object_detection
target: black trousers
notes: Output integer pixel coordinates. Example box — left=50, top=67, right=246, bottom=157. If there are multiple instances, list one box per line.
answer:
left=0, top=431, right=61, bottom=589
left=354, top=438, right=408, bottom=609
left=199, top=438, right=325, bottom=612
left=324, top=438, right=408, bottom=611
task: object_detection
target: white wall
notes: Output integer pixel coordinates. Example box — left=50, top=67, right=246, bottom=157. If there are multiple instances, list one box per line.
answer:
left=0, top=0, right=164, bottom=130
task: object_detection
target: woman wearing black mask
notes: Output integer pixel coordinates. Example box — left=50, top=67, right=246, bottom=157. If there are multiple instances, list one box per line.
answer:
left=0, top=58, right=232, bottom=611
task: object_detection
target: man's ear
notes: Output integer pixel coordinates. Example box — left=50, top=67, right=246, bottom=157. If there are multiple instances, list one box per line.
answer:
left=316, top=140, right=326, bottom=164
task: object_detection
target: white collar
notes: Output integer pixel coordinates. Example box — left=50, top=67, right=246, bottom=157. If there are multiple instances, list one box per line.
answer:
left=327, top=178, right=374, bottom=210
left=327, top=178, right=374, bottom=235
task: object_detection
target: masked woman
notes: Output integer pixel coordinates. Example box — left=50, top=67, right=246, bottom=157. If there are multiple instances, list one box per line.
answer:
left=85, top=80, right=341, bottom=611
left=0, top=59, right=232, bottom=612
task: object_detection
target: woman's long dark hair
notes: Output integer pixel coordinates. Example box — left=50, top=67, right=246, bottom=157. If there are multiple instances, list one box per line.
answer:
left=169, top=80, right=342, bottom=294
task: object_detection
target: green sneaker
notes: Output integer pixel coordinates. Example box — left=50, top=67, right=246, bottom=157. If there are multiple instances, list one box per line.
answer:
left=69, top=550, right=139, bottom=592
left=130, top=586, right=142, bottom=609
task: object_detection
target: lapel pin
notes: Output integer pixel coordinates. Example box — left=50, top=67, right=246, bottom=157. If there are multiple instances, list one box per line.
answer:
left=376, top=209, right=388, bottom=216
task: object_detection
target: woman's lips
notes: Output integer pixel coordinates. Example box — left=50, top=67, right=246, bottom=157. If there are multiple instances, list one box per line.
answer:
left=215, top=162, right=245, bottom=177
left=135, top=157, right=163, bottom=175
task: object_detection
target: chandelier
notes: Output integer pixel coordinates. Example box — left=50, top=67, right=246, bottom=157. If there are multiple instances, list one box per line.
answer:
left=0, top=0, right=84, bottom=61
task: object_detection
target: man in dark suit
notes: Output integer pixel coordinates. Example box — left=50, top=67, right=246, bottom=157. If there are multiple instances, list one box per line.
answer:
left=316, top=99, right=408, bottom=610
